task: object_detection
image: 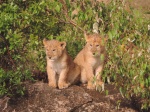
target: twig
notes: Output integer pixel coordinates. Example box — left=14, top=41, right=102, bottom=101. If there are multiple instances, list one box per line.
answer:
left=1, top=35, right=16, bottom=68
left=59, top=0, right=85, bottom=32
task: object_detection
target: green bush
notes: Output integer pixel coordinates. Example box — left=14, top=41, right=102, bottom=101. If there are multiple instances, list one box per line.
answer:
left=101, top=1, right=150, bottom=110
left=0, top=67, right=31, bottom=96
left=0, top=0, right=149, bottom=110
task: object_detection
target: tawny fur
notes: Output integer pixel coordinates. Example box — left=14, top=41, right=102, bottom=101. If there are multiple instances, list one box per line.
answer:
left=43, top=39, right=80, bottom=89
left=74, top=33, right=106, bottom=89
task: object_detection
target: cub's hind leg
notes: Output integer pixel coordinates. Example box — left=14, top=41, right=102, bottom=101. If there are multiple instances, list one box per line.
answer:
left=67, top=65, right=80, bottom=85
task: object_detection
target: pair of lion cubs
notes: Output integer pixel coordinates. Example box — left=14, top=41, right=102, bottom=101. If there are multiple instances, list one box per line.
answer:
left=43, top=33, right=106, bottom=90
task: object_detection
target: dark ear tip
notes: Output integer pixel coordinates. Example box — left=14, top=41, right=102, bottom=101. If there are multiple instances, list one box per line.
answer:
left=60, top=41, right=66, bottom=48
left=60, top=43, right=64, bottom=46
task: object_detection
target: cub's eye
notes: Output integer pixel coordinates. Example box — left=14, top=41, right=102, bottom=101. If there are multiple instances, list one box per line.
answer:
left=96, top=45, right=99, bottom=47
left=53, top=49, right=56, bottom=51
left=90, top=44, right=92, bottom=47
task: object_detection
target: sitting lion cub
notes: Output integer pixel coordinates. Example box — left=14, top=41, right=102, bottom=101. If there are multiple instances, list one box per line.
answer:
left=43, top=39, right=80, bottom=89
left=74, top=33, right=106, bottom=89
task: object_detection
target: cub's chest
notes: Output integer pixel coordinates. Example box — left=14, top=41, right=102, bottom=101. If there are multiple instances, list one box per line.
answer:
left=48, top=60, right=67, bottom=74
left=87, top=56, right=101, bottom=68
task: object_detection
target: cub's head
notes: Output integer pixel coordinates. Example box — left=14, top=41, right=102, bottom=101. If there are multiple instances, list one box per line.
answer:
left=85, top=33, right=105, bottom=57
left=43, top=39, right=66, bottom=60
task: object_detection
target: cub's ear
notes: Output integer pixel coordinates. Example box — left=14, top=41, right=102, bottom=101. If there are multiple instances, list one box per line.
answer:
left=43, top=38, right=47, bottom=46
left=60, top=41, right=66, bottom=49
left=84, top=32, right=90, bottom=42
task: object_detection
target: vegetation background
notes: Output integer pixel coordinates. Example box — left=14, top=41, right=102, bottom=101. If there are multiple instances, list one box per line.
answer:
left=0, top=0, right=149, bottom=111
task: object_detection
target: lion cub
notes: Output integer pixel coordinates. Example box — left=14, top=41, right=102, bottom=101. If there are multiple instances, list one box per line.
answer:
left=43, top=39, right=80, bottom=89
left=74, top=33, right=106, bottom=89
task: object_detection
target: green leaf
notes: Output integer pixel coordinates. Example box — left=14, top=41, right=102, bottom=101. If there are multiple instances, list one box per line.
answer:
left=105, top=90, right=109, bottom=95
left=55, top=5, right=61, bottom=13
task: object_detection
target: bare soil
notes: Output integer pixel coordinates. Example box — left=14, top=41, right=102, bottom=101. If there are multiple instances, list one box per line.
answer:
left=0, top=81, right=138, bottom=112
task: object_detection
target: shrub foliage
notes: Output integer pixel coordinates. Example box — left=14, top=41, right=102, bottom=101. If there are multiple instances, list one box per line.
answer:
left=0, top=0, right=149, bottom=110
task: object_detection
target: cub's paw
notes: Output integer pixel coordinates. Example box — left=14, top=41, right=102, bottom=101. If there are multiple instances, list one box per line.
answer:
left=48, top=82, right=57, bottom=88
left=96, top=81, right=104, bottom=91
left=87, top=82, right=95, bottom=90
left=58, top=82, right=70, bottom=89
left=96, top=80, right=104, bottom=86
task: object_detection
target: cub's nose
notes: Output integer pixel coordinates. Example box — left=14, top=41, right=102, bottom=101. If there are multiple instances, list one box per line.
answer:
left=49, top=56, right=51, bottom=59
left=93, top=53, right=96, bottom=56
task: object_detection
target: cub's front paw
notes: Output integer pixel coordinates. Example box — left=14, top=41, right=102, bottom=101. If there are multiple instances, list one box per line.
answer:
left=58, top=82, right=69, bottom=89
left=96, top=80, right=104, bottom=86
left=48, top=82, right=57, bottom=88
left=96, top=81, right=104, bottom=91
left=87, top=81, right=95, bottom=90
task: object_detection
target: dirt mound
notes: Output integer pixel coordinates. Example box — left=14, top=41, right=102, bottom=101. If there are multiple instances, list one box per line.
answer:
left=0, top=82, right=137, bottom=112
